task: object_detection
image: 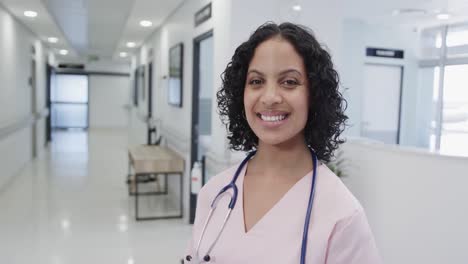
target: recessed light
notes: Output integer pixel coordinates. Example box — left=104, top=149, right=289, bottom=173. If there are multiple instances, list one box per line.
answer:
left=436, top=13, right=451, bottom=20
left=119, top=215, right=128, bottom=222
left=126, top=42, right=136, bottom=48
left=61, top=219, right=70, bottom=230
left=392, top=8, right=427, bottom=16
left=24, top=11, right=38, bottom=18
left=292, top=5, right=302, bottom=11
left=139, top=20, right=152, bottom=27
left=59, top=49, right=68, bottom=55
left=118, top=222, right=128, bottom=232
left=47, top=37, right=58, bottom=43
left=120, top=52, right=128, bottom=58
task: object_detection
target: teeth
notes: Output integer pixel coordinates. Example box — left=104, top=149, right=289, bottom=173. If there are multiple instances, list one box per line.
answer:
left=260, top=114, right=286, bottom=122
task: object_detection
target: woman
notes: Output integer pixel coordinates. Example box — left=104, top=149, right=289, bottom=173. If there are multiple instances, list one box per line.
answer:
left=184, top=22, right=382, bottom=263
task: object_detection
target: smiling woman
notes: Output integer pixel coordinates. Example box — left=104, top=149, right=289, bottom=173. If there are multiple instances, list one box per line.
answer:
left=184, top=22, right=382, bottom=264
left=217, top=22, right=347, bottom=163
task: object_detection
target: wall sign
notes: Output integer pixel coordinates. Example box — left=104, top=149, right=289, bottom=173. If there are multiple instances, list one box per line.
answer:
left=194, top=3, right=211, bottom=27
left=366, top=47, right=404, bottom=59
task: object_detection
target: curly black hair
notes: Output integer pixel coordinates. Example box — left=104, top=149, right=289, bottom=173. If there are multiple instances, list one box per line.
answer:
left=217, top=22, right=348, bottom=162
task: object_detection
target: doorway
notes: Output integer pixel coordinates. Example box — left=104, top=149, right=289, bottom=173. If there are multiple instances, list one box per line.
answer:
left=50, top=74, right=89, bottom=130
left=361, top=64, right=403, bottom=144
left=46, top=64, right=53, bottom=144
left=190, top=30, right=214, bottom=223
left=147, top=61, right=157, bottom=144
left=30, top=58, right=37, bottom=158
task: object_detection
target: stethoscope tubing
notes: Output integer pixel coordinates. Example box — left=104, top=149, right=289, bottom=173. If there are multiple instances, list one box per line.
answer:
left=301, top=148, right=318, bottom=264
left=190, top=148, right=318, bottom=263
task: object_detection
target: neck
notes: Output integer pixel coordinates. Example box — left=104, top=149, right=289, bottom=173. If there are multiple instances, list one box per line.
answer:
left=248, top=136, right=313, bottom=181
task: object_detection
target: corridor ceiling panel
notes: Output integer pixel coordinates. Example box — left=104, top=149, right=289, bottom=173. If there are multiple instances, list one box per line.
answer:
left=0, top=0, right=467, bottom=62
left=0, top=0, right=185, bottom=61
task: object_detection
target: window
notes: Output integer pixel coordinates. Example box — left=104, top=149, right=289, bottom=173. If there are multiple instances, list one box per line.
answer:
left=440, top=65, right=468, bottom=156
left=419, top=23, right=468, bottom=157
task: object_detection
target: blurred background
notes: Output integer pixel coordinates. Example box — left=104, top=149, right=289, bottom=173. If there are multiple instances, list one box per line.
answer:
left=0, top=0, right=467, bottom=263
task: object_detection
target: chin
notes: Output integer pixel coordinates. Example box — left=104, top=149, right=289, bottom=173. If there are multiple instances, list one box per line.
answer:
left=256, top=133, right=303, bottom=148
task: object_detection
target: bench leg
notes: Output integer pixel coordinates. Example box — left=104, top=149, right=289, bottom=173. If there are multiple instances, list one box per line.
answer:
left=135, top=173, right=139, bottom=220
left=135, top=172, right=183, bottom=221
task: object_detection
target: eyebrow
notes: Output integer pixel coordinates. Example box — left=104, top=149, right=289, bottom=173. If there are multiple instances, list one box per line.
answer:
left=247, top=68, right=303, bottom=77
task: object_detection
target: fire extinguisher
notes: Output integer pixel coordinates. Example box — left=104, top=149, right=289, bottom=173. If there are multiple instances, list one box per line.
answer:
left=191, top=161, right=202, bottom=194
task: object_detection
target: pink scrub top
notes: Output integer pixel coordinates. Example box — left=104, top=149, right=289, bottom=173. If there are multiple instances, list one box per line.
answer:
left=184, top=162, right=382, bottom=263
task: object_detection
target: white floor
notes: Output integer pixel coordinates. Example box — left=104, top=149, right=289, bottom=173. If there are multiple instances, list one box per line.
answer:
left=0, top=129, right=191, bottom=264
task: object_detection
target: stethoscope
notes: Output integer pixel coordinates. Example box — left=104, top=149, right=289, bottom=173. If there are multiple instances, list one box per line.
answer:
left=186, top=147, right=318, bottom=263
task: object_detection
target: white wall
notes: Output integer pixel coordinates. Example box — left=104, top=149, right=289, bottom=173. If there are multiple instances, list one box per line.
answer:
left=341, top=20, right=420, bottom=147
left=134, top=0, right=214, bottom=220
left=127, top=56, right=147, bottom=145
left=86, top=60, right=130, bottom=74
left=34, top=40, right=49, bottom=155
left=0, top=5, right=47, bottom=189
left=340, top=139, right=468, bottom=264
left=89, top=75, right=131, bottom=128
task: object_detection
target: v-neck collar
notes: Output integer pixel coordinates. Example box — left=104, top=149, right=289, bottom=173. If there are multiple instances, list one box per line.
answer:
left=237, top=161, right=314, bottom=235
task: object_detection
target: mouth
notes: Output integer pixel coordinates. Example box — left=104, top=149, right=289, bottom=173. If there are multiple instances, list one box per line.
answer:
left=255, top=112, right=290, bottom=124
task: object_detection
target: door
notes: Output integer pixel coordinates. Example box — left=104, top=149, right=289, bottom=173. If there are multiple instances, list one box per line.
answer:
left=51, top=74, right=89, bottom=129
left=439, top=64, right=468, bottom=156
left=30, top=58, right=37, bottom=157
left=147, top=61, right=155, bottom=144
left=361, top=64, right=403, bottom=144
left=190, top=30, right=214, bottom=223
left=46, top=64, right=53, bottom=144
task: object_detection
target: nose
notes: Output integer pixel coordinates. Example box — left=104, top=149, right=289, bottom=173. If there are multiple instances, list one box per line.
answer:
left=260, top=84, right=282, bottom=106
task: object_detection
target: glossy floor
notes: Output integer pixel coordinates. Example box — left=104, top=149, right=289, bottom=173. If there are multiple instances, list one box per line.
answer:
left=0, top=129, right=191, bottom=264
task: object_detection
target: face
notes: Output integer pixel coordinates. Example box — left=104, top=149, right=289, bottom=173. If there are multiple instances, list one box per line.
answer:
left=244, top=36, right=309, bottom=147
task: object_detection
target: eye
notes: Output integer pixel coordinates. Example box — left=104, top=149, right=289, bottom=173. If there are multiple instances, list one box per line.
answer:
left=248, top=78, right=263, bottom=86
left=281, top=79, right=300, bottom=88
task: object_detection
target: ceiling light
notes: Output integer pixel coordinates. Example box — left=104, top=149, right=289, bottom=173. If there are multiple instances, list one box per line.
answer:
left=48, top=37, right=58, bottom=43
left=120, top=52, right=128, bottom=58
left=61, top=219, right=70, bottom=230
left=292, top=5, right=302, bottom=11
left=24, top=11, right=38, bottom=18
left=126, top=42, right=136, bottom=48
left=436, top=13, right=451, bottom=20
left=118, top=222, right=128, bottom=232
left=392, top=8, right=427, bottom=16
left=59, top=49, right=68, bottom=55
left=139, top=20, right=152, bottom=27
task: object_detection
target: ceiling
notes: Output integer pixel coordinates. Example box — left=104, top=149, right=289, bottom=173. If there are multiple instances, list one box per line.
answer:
left=0, top=0, right=185, bottom=62
left=343, top=0, right=468, bottom=27
left=0, top=0, right=467, bottom=63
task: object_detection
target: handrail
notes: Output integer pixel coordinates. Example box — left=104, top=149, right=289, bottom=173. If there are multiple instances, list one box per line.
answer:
left=0, top=108, right=49, bottom=141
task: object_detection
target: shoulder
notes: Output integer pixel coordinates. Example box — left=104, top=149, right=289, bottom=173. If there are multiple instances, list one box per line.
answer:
left=318, top=166, right=382, bottom=262
left=315, top=164, right=364, bottom=222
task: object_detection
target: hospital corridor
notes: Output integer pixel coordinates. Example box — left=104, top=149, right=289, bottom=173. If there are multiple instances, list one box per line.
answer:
left=0, top=129, right=191, bottom=263
left=1, top=0, right=468, bottom=263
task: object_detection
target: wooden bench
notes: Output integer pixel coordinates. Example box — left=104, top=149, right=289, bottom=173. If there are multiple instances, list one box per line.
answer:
left=127, top=145, right=184, bottom=221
